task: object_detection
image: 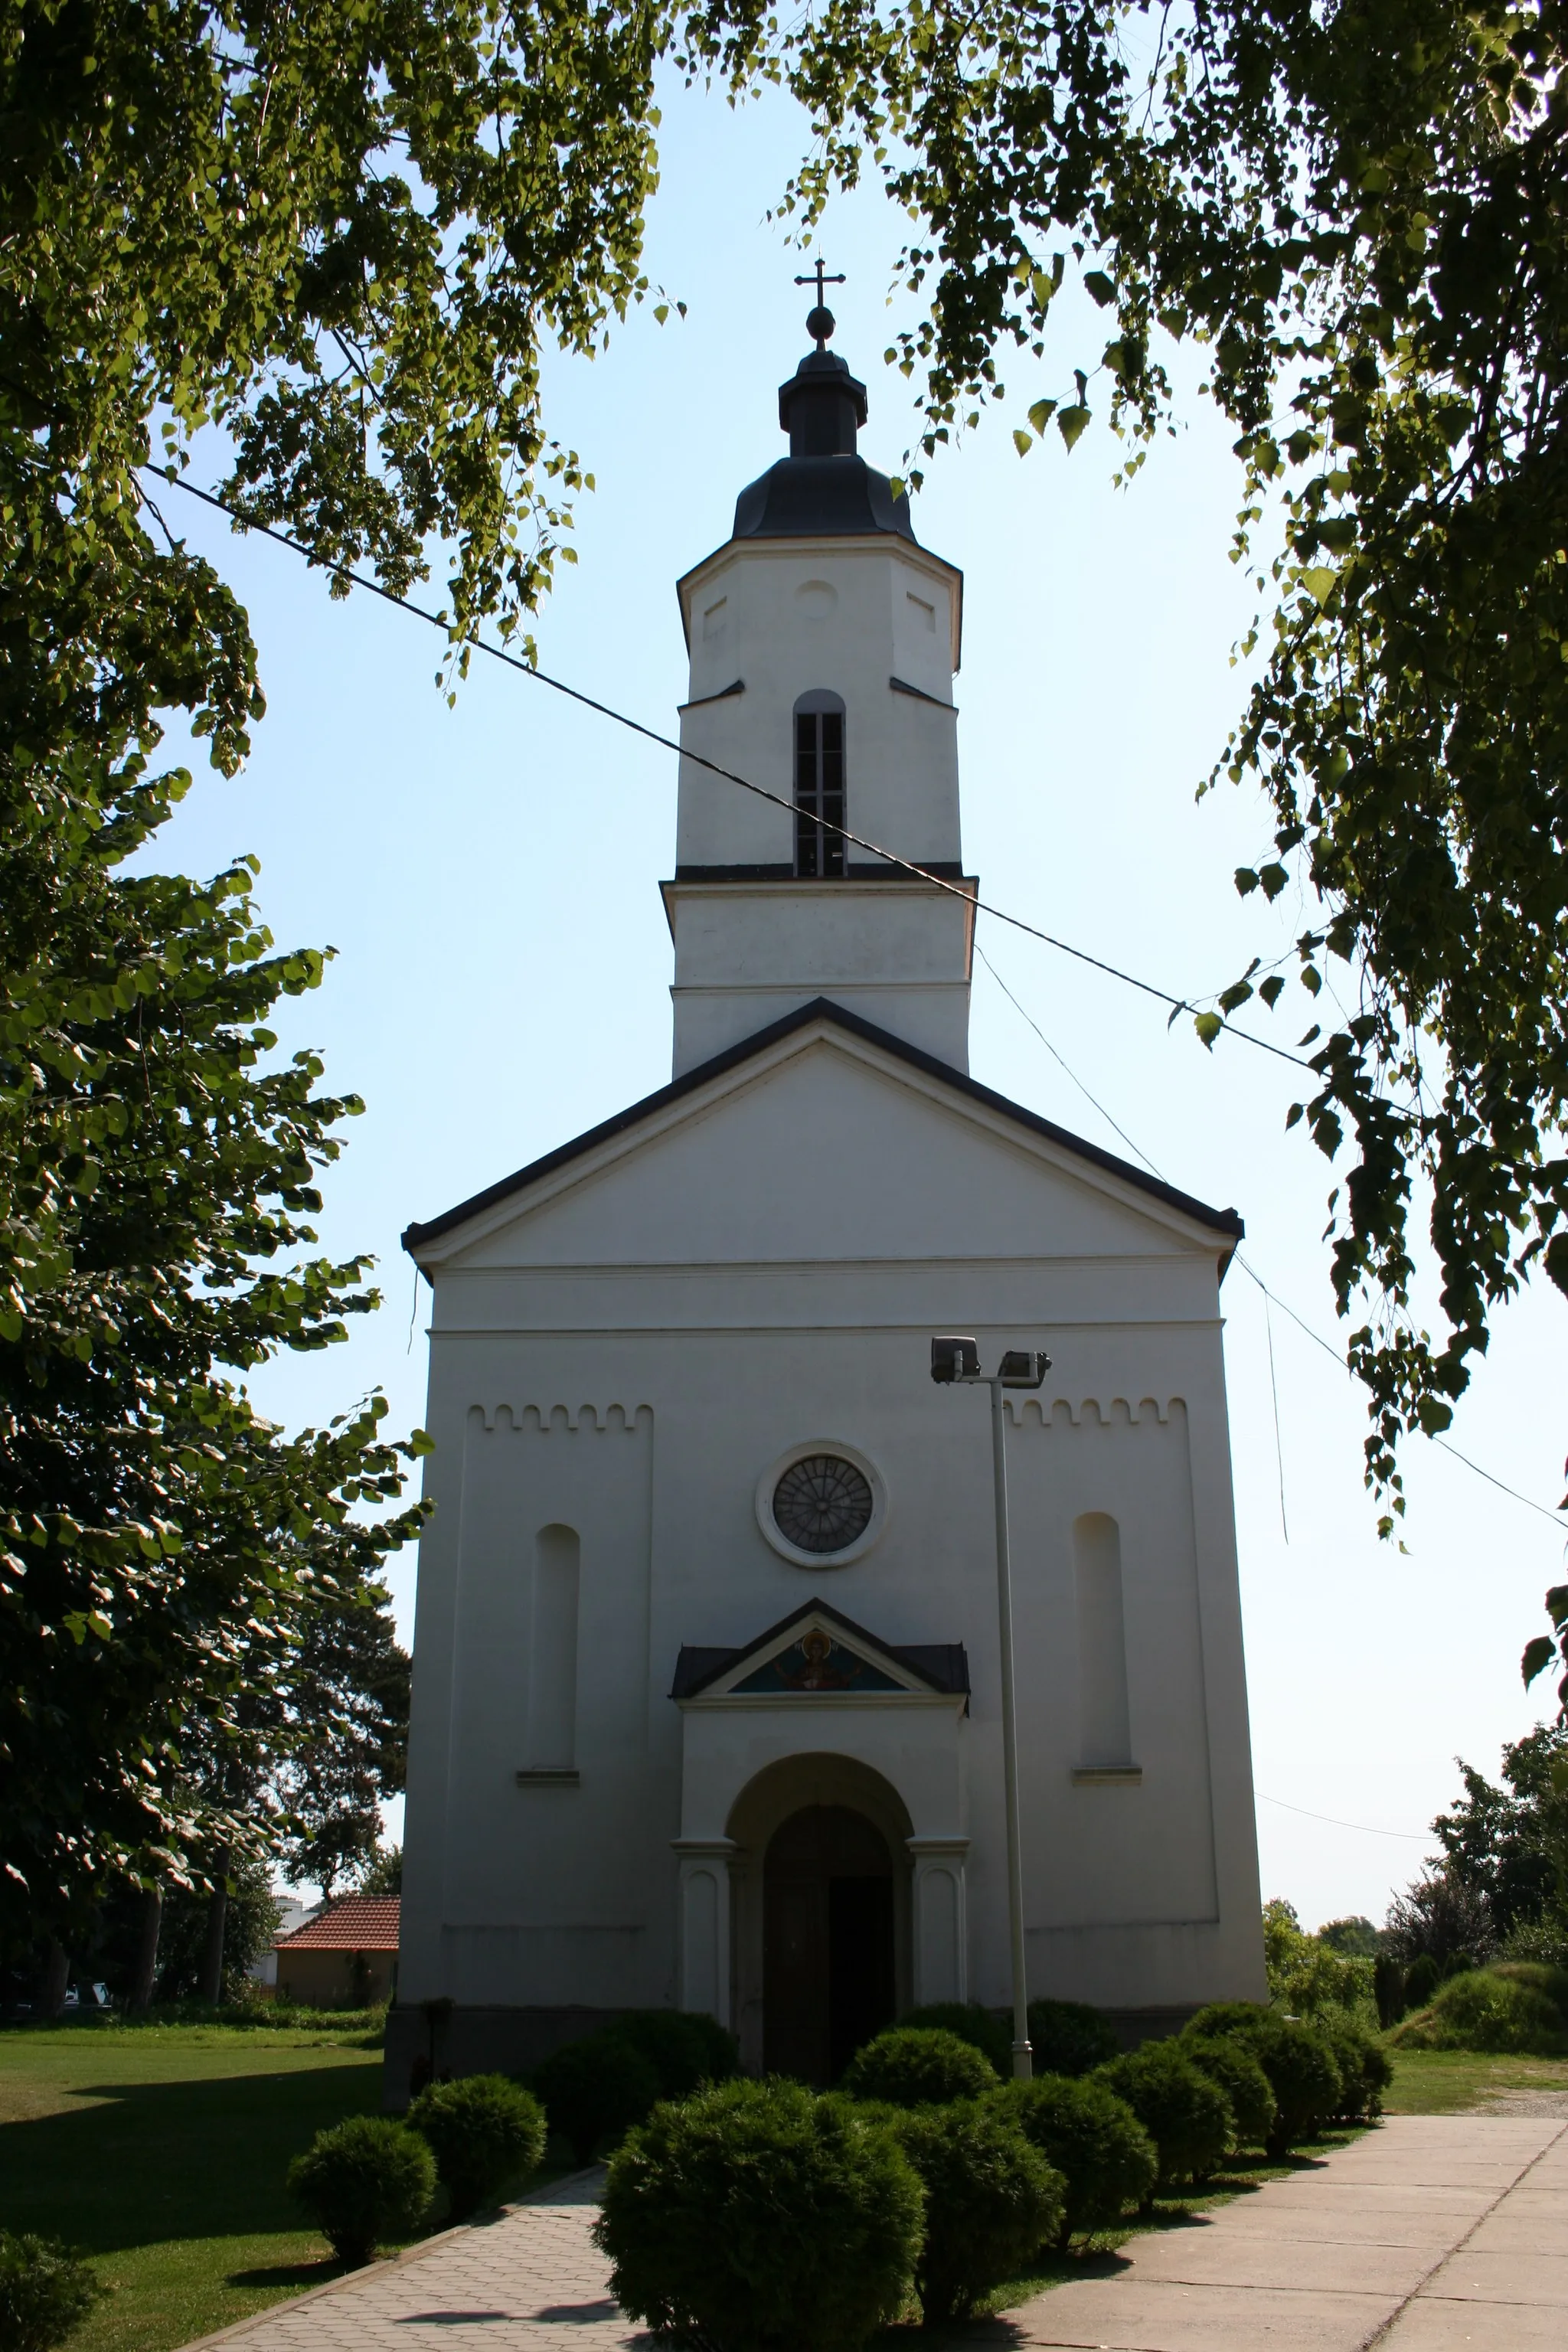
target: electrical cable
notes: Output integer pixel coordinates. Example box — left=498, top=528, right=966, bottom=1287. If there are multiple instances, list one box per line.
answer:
left=152, top=466, right=1563, bottom=1536
left=155, top=470, right=1315, bottom=1071
left=1256, top=1792, right=1431, bottom=1841
left=973, top=945, right=1566, bottom=1532
left=1259, top=1797, right=1439, bottom=1834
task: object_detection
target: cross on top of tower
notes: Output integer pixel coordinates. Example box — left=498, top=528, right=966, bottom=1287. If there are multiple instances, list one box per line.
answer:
left=794, top=257, right=846, bottom=351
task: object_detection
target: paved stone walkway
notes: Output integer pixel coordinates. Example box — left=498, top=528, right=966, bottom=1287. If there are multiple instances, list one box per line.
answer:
left=187, top=2114, right=1566, bottom=2352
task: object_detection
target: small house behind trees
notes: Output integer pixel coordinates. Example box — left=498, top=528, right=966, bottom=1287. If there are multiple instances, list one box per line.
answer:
left=274, top=1895, right=400, bottom=2007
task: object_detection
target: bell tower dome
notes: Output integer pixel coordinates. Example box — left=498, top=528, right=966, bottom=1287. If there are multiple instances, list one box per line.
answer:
left=663, top=294, right=975, bottom=1075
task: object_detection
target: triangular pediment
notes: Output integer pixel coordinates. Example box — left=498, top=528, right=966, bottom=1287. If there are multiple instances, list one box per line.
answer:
left=404, top=1001, right=1242, bottom=1275
left=671, top=1599, right=969, bottom=1705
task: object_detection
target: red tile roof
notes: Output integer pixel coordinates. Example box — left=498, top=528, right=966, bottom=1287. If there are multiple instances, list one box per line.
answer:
left=276, top=1896, right=400, bottom=1952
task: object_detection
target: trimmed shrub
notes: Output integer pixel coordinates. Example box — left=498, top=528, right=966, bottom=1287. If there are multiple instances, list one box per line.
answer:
left=1184, top=2000, right=1271, bottom=2040
left=407, top=2074, right=547, bottom=2220
left=1094, top=2043, right=1233, bottom=2191
left=1182, top=2036, right=1276, bottom=2151
left=1320, top=2021, right=1393, bottom=2120
left=995, top=2073, right=1158, bottom=2243
left=0, top=2235, right=104, bottom=2352
left=286, top=2115, right=435, bottom=2266
left=605, top=2010, right=740, bottom=2098
left=596, top=2077, right=923, bottom=2352
left=887, top=2101, right=1063, bottom=2323
left=533, top=2032, right=662, bottom=2165
left=1374, top=1955, right=1406, bottom=2029
left=1186, top=2012, right=1342, bottom=2154
left=1402, top=1953, right=1442, bottom=2011
left=1026, top=1998, right=1120, bottom=2077
left=900, top=2002, right=1013, bottom=2076
left=840, top=2025, right=998, bottom=2107
left=1392, top=1968, right=1568, bottom=2055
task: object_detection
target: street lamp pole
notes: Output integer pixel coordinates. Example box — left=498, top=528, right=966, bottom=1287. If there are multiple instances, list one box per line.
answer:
left=931, top=1335, right=1050, bottom=2082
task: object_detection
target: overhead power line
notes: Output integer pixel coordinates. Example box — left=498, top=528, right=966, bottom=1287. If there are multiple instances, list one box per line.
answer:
left=157, top=471, right=1313, bottom=1072
left=1256, top=1792, right=1430, bottom=1841
left=158, top=469, right=1563, bottom=1536
left=972, top=947, right=1566, bottom=1534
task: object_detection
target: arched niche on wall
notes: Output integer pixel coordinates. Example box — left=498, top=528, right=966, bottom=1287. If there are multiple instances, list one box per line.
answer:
left=1073, top=1511, right=1132, bottom=1767
left=528, top=1523, right=580, bottom=1770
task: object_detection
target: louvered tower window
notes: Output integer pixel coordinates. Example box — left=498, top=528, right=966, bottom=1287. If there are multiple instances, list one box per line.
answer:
left=794, top=691, right=846, bottom=878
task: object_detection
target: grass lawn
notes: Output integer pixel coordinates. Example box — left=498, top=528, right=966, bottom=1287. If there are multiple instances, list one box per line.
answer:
left=0, top=2018, right=390, bottom=2352
left=1384, top=2047, right=1568, bottom=2113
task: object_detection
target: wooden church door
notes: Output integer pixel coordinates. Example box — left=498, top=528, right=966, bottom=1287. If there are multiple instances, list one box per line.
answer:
left=763, top=1805, right=896, bottom=2082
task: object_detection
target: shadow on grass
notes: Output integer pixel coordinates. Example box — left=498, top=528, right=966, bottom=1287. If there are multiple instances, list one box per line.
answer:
left=226, top=2258, right=345, bottom=2292
left=0, top=2063, right=382, bottom=2255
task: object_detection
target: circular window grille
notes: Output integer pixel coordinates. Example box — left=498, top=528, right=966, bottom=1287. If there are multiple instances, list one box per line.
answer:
left=772, top=1454, right=874, bottom=1555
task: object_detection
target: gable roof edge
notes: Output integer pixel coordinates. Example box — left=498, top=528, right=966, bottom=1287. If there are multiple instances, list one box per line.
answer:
left=403, top=997, right=1244, bottom=1265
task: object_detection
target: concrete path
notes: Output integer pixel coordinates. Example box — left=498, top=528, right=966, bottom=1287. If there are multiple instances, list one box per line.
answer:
left=978, top=2113, right=1568, bottom=2350
left=186, top=2114, right=1566, bottom=2352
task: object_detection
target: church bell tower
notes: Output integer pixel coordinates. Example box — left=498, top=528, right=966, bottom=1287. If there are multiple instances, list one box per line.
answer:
left=664, top=290, right=976, bottom=1076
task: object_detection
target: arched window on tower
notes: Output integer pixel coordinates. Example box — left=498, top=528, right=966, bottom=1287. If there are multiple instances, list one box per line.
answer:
left=794, top=690, right=846, bottom=878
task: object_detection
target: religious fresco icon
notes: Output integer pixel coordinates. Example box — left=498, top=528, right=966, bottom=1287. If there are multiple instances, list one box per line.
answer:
left=733, top=1625, right=903, bottom=1694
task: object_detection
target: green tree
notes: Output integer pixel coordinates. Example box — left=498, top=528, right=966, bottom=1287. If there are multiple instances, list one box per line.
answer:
left=1262, top=1898, right=1377, bottom=2027
left=276, top=1584, right=410, bottom=1897
left=2, top=0, right=662, bottom=1941
left=694, top=0, right=1568, bottom=1526
left=1429, top=1720, right=1568, bottom=1944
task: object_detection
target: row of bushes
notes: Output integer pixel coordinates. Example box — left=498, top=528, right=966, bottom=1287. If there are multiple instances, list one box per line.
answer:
left=596, top=2005, right=1392, bottom=2344
left=1391, top=1960, right=1568, bottom=2053
left=289, top=2007, right=740, bottom=2265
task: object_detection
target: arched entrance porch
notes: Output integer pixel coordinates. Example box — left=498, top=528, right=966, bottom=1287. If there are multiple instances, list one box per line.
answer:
left=726, top=1754, right=913, bottom=2079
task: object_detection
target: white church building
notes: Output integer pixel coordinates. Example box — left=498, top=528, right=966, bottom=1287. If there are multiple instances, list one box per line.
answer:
left=389, top=306, right=1266, bottom=2097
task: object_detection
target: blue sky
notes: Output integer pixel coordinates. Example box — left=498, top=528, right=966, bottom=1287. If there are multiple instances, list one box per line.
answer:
left=146, top=73, right=1563, bottom=1927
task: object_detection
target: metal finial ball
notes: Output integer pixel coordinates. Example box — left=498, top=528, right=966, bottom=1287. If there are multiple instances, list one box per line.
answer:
left=806, top=303, right=836, bottom=346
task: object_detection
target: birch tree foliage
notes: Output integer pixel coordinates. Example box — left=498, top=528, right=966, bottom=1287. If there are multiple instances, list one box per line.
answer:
left=688, top=0, right=1568, bottom=1525
left=0, top=0, right=663, bottom=1937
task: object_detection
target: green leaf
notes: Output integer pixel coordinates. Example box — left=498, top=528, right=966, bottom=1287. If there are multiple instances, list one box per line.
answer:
left=1084, top=269, right=1115, bottom=307
left=1057, top=404, right=1091, bottom=451
left=1194, top=1011, right=1223, bottom=1049
left=1027, top=397, right=1057, bottom=434
left=1012, top=428, right=1034, bottom=456
left=1522, top=1635, right=1556, bottom=1688
left=1301, top=566, right=1337, bottom=605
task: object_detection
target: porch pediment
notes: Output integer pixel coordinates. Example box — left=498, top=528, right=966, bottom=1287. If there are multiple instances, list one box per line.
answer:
left=671, top=1598, right=969, bottom=1707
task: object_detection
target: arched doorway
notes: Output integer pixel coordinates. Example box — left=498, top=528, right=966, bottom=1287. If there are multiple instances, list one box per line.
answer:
left=725, top=1753, right=914, bottom=2076
left=763, top=1805, right=896, bottom=2082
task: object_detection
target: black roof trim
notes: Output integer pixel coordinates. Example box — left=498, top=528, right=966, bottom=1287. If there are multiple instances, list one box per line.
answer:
left=890, top=675, right=957, bottom=712
left=668, top=861, right=969, bottom=885
left=401, top=995, right=1245, bottom=1254
left=670, top=1596, right=970, bottom=1700
left=678, top=678, right=745, bottom=714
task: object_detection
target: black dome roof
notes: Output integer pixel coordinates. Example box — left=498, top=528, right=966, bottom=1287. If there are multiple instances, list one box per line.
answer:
left=731, top=346, right=916, bottom=545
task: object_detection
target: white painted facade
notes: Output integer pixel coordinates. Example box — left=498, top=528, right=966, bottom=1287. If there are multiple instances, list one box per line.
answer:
left=393, top=329, right=1265, bottom=2093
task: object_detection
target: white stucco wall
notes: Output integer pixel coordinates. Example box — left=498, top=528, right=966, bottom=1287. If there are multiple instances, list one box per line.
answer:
left=400, top=1020, right=1266, bottom=2034
left=666, top=531, right=974, bottom=1073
